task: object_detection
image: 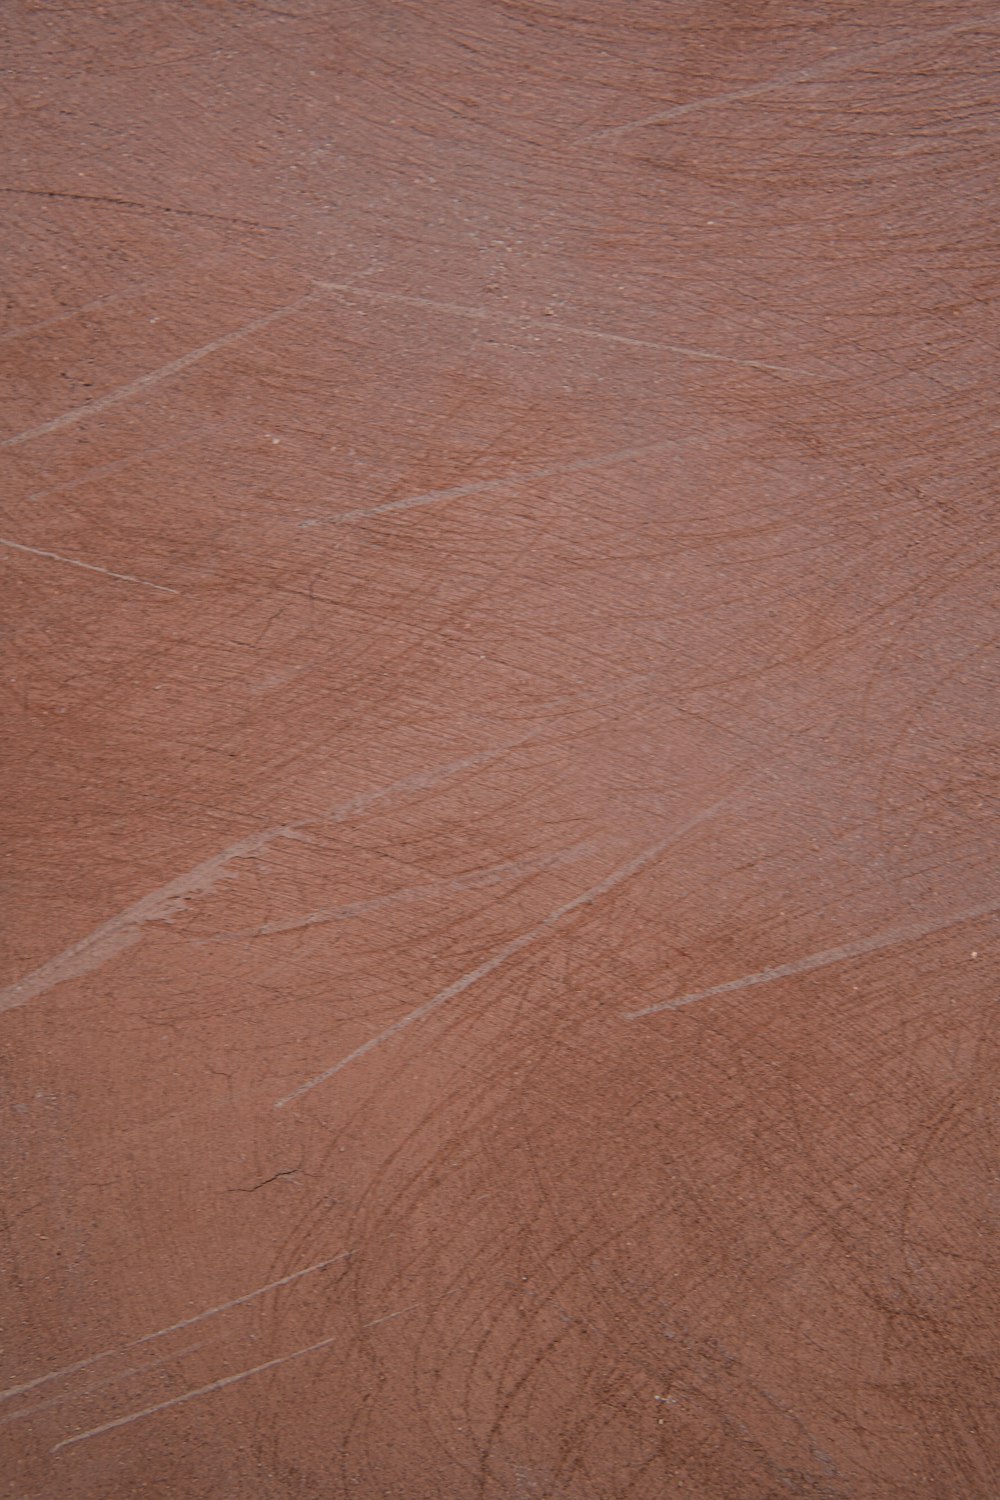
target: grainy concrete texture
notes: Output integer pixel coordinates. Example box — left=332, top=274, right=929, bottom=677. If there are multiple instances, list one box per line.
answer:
left=1, top=3, right=998, bottom=1497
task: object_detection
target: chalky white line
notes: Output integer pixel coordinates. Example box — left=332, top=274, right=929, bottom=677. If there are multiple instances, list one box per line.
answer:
left=276, top=801, right=726, bottom=1108
left=0, top=294, right=314, bottom=450
left=0, top=1252, right=351, bottom=1405
left=51, top=1331, right=341, bottom=1453
left=625, top=899, right=999, bottom=1020
left=0, top=537, right=178, bottom=593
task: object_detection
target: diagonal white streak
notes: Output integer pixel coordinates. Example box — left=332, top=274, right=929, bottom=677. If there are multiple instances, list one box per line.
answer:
left=0, top=1252, right=351, bottom=1405
left=314, top=280, right=813, bottom=377
left=624, top=899, right=1000, bottom=1020
left=583, top=17, right=997, bottom=142
left=51, top=1330, right=341, bottom=1453
left=276, top=800, right=726, bottom=1108
left=301, top=437, right=697, bottom=528
left=0, top=294, right=314, bottom=450
left=0, top=537, right=178, bottom=593
left=1, top=1340, right=210, bottom=1430
left=0, top=734, right=539, bottom=1014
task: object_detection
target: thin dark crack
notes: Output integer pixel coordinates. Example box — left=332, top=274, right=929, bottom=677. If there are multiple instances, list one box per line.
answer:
left=0, top=187, right=280, bottom=232
left=226, top=1159, right=304, bottom=1193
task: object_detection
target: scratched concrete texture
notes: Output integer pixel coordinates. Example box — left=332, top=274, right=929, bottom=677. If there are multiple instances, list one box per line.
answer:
left=1, top=2, right=998, bottom=1497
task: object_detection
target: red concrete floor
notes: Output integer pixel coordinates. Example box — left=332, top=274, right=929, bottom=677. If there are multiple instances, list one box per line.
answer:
left=1, top=4, right=998, bottom=1497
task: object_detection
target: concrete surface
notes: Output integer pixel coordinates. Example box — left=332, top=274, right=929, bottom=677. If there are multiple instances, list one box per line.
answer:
left=1, top=3, right=998, bottom=1496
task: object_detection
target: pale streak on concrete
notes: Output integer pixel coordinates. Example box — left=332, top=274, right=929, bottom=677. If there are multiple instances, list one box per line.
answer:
left=22, top=427, right=221, bottom=506
left=0, top=185, right=280, bottom=231
left=624, top=898, right=1000, bottom=1021
left=0, top=294, right=315, bottom=450
left=51, top=1330, right=341, bottom=1453
left=0, top=735, right=539, bottom=1014
left=275, top=800, right=726, bottom=1109
left=0, top=1340, right=211, bottom=1430
left=581, top=14, right=995, bottom=143
left=0, top=827, right=299, bottom=1015
left=0, top=287, right=138, bottom=347
left=363, top=1304, right=420, bottom=1330
left=314, top=280, right=813, bottom=377
left=0, top=537, right=178, bottom=593
left=584, top=16, right=997, bottom=142
left=301, top=438, right=693, bottom=528
left=311, top=733, right=533, bottom=831
left=0, top=1252, right=351, bottom=1405
left=209, top=839, right=602, bottom=941
left=0, top=253, right=219, bottom=346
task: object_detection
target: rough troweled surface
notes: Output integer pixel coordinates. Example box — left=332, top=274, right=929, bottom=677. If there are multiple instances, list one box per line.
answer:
left=1, top=3, right=998, bottom=1497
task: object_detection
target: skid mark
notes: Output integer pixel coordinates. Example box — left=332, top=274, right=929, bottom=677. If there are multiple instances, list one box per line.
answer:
left=0, top=289, right=140, bottom=348
left=1, top=1340, right=211, bottom=1430
left=0, top=827, right=302, bottom=1014
left=0, top=734, right=544, bottom=1014
left=363, top=1304, right=421, bottom=1330
left=0, top=186, right=280, bottom=231
left=208, top=840, right=602, bottom=941
left=275, top=800, right=726, bottom=1108
left=314, top=280, right=814, bottom=377
left=50, top=1330, right=341, bottom=1453
left=301, top=437, right=699, bottom=528
left=583, top=15, right=998, bottom=141
left=0, top=537, right=178, bottom=593
left=0, top=1252, right=351, bottom=1405
left=0, top=293, right=314, bottom=450
left=21, top=427, right=222, bottom=506
left=0, top=254, right=222, bottom=347
left=625, top=898, right=1000, bottom=1021
left=307, top=731, right=541, bottom=832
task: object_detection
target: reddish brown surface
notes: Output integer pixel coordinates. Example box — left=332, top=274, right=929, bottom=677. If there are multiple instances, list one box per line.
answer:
left=2, top=3, right=999, bottom=1496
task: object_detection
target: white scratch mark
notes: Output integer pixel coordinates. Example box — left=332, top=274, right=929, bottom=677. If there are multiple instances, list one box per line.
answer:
left=310, top=732, right=535, bottom=831
left=0, top=294, right=314, bottom=450
left=364, top=1304, right=420, bottom=1329
left=0, top=537, right=178, bottom=593
left=0, top=254, right=220, bottom=347
left=584, top=17, right=998, bottom=141
left=625, top=898, right=1000, bottom=1021
left=51, top=1329, right=341, bottom=1453
left=22, top=426, right=222, bottom=507
left=301, top=438, right=694, bottom=528
left=0, top=288, right=137, bottom=347
left=1, top=1340, right=210, bottom=1430
left=0, top=1252, right=351, bottom=1406
left=276, top=800, right=726, bottom=1108
left=586, top=75, right=827, bottom=139
left=208, top=840, right=602, bottom=941
left=314, top=280, right=813, bottom=378
left=0, top=734, right=541, bottom=1014
left=0, top=826, right=300, bottom=1014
